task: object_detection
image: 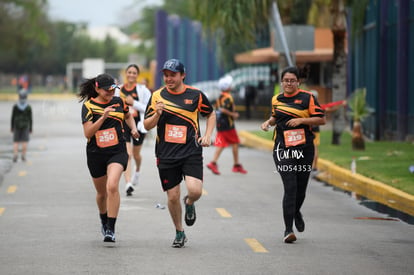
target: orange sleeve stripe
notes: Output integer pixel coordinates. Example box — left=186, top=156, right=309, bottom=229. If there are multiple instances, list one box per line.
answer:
left=197, top=93, right=203, bottom=111
left=308, top=94, right=324, bottom=116
left=276, top=108, right=302, bottom=118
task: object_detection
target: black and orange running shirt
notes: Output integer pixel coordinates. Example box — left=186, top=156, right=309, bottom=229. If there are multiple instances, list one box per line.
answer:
left=215, top=92, right=235, bottom=131
left=144, top=85, right=213, bottom=160
left=271, top=89, right=324, bottom=149
left=82, top=96, right=129, bottom=154
left=119, top=84, right=139, bottom=120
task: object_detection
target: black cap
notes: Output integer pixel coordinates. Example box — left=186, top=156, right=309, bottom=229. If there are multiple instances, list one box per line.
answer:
left=95, top=73, right=117, bottom=90
left=162, top=59, right=185, bottom=73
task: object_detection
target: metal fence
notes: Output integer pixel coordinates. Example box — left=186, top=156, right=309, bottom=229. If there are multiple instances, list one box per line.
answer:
left=349, top=0, right=414, bottom=141
left=155, top=10, right=223, bottom=89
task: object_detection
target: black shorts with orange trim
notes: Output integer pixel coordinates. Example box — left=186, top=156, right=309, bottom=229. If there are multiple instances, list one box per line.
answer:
left=157, top=154, right=203, bottom=191
left=87, top=150, right=128, bottom=178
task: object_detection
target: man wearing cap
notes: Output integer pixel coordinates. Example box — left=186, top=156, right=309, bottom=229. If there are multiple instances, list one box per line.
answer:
left=144, top=59, right=216, bottom=248
left=206, top=75, right=247, bottom=175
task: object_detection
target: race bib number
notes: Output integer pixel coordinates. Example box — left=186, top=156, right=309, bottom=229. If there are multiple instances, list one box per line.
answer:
left=165, top=124, right=187, bottom=144
left=283, top=128, right=306, bottom=147
left=95, top=128, right=119, bottom=148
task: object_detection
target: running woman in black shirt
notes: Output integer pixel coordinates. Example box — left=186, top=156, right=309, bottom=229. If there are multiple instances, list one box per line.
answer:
left=78, top=73, right=139, bottom=244
left=261, top=67, right=325, bottom=243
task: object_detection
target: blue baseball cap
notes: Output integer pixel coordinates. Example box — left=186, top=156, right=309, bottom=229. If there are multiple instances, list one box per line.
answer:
left=162, top=59, right=185, bottom=73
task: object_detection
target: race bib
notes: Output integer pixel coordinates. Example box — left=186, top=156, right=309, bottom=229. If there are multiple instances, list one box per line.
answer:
left=165, top=124, right=187, bottom=144
left=95, top=128, right=119, bottom=148
left=283, top=128, right=306, bottom=147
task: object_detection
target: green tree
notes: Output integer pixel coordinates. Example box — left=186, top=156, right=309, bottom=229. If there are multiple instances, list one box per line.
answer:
left=308, top=0, right=332, bottom=27
left=103, top=35, right=119, bottom=62
left=0, top=0, right=49, bottom=72
left=122, top=5, right=160, bottom=63
left=31, top=21, right=83, bottom=74
left=28, top=21, right=104, bottom=74
left=192, top=0, right=272, bottom=46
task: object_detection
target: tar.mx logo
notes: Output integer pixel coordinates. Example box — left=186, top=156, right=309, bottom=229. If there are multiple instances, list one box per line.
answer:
left=274, top=142, right=304, bottom=162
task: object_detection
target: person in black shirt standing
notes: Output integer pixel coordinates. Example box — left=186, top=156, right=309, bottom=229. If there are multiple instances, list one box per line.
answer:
left=11, top=89, right=32, bottom=162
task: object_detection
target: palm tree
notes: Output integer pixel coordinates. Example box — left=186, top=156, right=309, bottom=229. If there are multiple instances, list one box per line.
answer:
left=191, top=0, right=274, bottom=46
left=347, top=88, right=373, bottom=150
left=192, top=0, right=350, bottom=131
left=330, top=0, right=348, bottom=145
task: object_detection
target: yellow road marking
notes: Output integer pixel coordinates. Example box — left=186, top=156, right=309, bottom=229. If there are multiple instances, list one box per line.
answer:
left=7, top=185, right=17, bottom=194
left=0, top=208, right=5, bottom=216
left=216, top=208, right=232, bottom=218
left=244, top=238, right=269, bottom=253
left=202, top=188, right=208, bottom=195
left=18, top=170, right=27, bottom=177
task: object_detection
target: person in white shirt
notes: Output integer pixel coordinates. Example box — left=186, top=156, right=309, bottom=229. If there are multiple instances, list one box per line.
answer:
left=117, top=64, right=151, bottom=196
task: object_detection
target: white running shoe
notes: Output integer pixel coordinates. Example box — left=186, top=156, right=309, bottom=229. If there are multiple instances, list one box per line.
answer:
left=132, top=172, right=140, bottom=186
left=125, top=182, right=134, bottom=196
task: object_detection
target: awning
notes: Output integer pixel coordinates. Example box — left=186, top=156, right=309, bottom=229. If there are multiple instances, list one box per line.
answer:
left=234, top=28, right=339, bottom=64
left=234, top=47, right=333, bottom=64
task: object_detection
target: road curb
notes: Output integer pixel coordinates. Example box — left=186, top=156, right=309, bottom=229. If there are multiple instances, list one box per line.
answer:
left=0, top=93, right=76, bottom=101
left=238, top=130, right=414, bottom=217
left=239, top=130, right=274, bottom=151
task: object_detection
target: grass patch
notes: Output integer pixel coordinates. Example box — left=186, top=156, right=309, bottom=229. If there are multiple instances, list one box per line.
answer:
left=250, top=129, right=414, bottom=195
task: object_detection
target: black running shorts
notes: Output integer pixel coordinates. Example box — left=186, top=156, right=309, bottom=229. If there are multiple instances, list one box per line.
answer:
left=157, top=154, right=203, bottom=191
left=87, top=151, right=128, bottom=178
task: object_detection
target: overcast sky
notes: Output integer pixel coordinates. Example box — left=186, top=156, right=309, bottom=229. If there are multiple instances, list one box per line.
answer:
left=47, top=0, right=163, bottom=28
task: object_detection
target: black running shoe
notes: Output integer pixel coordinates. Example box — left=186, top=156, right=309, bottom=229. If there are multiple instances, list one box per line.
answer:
left=183, top=195, right=196, bottom=226
left=295, top=212, right=305, bottom=232
left=172, top=230, right=187, bottom=248
left=283, top=231, right=297, bottom=243
left=104, top=229, right=115, bottom=242
left=101, top=224, right=108, bottom=237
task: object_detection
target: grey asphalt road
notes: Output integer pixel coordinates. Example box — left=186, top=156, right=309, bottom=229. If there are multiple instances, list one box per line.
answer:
left=0, top=97, right=413, bottom=275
